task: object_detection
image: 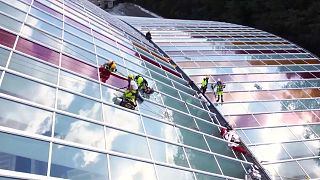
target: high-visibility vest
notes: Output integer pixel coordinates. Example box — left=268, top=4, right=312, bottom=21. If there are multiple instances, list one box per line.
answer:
left=136, top=76, right=144, bottom=88
left=201, top=79, right=208, bottom=87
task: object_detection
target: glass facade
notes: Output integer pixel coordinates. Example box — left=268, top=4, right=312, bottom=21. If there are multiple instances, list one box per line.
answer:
left=120, top=16, right=320, bottom=179
left=0, top=0, right=257, bottom=180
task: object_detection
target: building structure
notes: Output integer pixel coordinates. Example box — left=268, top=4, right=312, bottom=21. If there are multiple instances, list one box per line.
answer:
left=0, top=0, right=264, bottom=180
left=121, top=16, right=320, bottom=180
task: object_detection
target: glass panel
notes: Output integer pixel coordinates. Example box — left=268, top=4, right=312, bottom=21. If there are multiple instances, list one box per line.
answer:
left=103, top=105, right=144, bottom=133
left=22, top=24, right=62, bottom=50
left=109, top=155, right=157, bottom=180
left=282, top=142, right=313, bottom=159
left=168, top=109, right=196, bottom=129
left=162, top=94, right=188, bottom=113
left=9, top=52, right=58, bottom=84
left=156, top=165, right=195, bottom=180
left=0, top=132, right=49, bottom=175
left=271, top=161, right=307, bottom=180
left=50, top=144, right=108, bottom=180
left=65, top=23, right=91, bottom=41
left=304, top=140, right=320, bottom=155
left=196, top=119, right=220, bottom=137
left=0, top=47, right=10, bottom=67
left=149, top=139, right=189, bottom=167
left=298, top=158, right=320, bottom=179
left=96, top=47, right=123, bottom=65
left=150, top=71, right=172, bottom=86
left=145, top=62, right=165, bottom=76
left=26, top=15, right=62, bottom=37
left=106, top=128, right=150, bottom=159
left=142, top=116, right=179, bottom=143
left=289, top=125, right=318, bottom=140
left=185, top=148, right=221, bottom=174
left=57, top=90, right=103, bottom=121
left=156, top=81, right=179, bottom=98
left=0, top=98, right=52, bottom=136
left=139, top=101, right=166, bottom=120
left=205, top=136, right=236, bottom=158
left=30, top=7, right=62, bottom=27
left=62, top=42, right=96, bottom=65
left=54, top=114, right=105, bottom=149
left=250, top=144, right=290, bottom=162
left=195, top=173, right=226, bottom=180
left=180, top=92, right=203, bottom=108
left=0, top=13, right=22, bottom=33
left=64, top=31, right=94, bottom=51
left=187, top=104, right=211, bottom=122
left=1, top=73, right=56, bottom=107
left=0, top=2, right=26, bottom=21
left=216, top=156, right=245, bottom=178
left=59, top=70, right=100, bottom=99
left=309, top=124, right=320, bottom=136
left=173, top=82, right=195, bottom=95
left=176, top=127, right=209, bottom=151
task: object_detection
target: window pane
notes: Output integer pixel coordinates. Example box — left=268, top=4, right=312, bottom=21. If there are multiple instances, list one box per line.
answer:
left=150, top=71, right=172, bottom=86
left=156, top=81, right=179, bottom=98
left=139, top=101, right=166, bottom=120
left=57, top=90, right=103, bottom=121
left=298, top=158, right=320, bottom=179
left=0, top=132, right=49, bottom=175
left=62, top=42, right=96, bottom=65
left=156, top=165, right=195, bottom=180
left=64, top=31, right=94, bottom=51
left=106, top=128, right=150, bottom=159
left=50, top=144, right=108, bottom=180
left=176, top=127, right=209, bottom=151
left=1, top=73, right=56, bottom=107
left=185, top=148, right=221, bottom=174
left=0, top=98, right=52, bottom=136
left=9, top=53, right=58, bottom=84
left=59, top=70, right=100, bottom=99
left=149, top=139, right=189, bottom=167
left=216, top=156, right=245, bottom=178
left=65, top=23, right=91, bottom=41
left=30, top=7, right=62, bottom=27
left=54, top=114, right=105, bottom=149
left=0, top=13, right=22, bottom=33
left=196, top=119, right=220, bottom=137
left=195, top=173, right=226, bottom=180
left=205, top=136, right=236, bottom=158
left=168, top=109, right=196, bottom=129
left=21, top=25, right=62, bottom=50
left=271, top=161, right=307, bottom=180
left=0, top=47, right=10, bottom=67
left=26, top=15, right=62, bottom=37
left=142, top=116, right=179, bottom=143
left=109, top=155, right=157, bottom=180
left=103, top=105, right=144, bottom=133
left=187, top=104, right=211, bottom=122
left=0, top=2, right=26, bottom=21
left=162, top=95, right=188, bottom=113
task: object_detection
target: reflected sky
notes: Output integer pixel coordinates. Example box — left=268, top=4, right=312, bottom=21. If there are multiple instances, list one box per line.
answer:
left=103, top=105, right=144, bottom=133
left=57, top=90, right=103, bottom=121
left=156, top=165, right=195, bottom=180
left=109, top=155, right=157, bottom=180
left=51, top=144, right=108, bottom=180
left=54, top=114, right=105, bottom=149
left=0, top=98, right=52, bottom=136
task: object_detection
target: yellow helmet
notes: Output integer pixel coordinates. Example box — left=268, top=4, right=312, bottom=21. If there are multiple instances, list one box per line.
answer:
left=128, top=74, right=134, bottom=79
left=110, top=63, right=116, bottom=71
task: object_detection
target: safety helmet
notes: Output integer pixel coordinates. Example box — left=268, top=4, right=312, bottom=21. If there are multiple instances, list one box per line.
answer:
left=217, top=78, right=221, bottom=81
left=128, top=74, right=134, bottom=79
left=110, top=63, right=116, bottom=71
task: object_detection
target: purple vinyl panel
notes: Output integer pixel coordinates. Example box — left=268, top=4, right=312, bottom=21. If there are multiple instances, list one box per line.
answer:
left=0, top=29, right=16, bottom=48
left=61, top=54, right=98, bottom=80
left=16, top=38, right=59, bottom=65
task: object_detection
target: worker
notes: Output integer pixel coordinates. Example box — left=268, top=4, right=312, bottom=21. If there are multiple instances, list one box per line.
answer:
left=145, top=31, right=152, bottom=41
left=220, top=128, right=247, bottom=154
left=220, top=128, right=240, bottom=143
left=123, top=74, right=139, bottom=105
left=200, top=76, right=209, bottom=94
left=135, top=75, right=148, bottom=90
left=99, top=60, right=117, bottom=83
left=245, top=165, right=262, bottom=180
left=104, top=60, right=117, bottom=72
left=212, top=78, right=225, bottom=102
